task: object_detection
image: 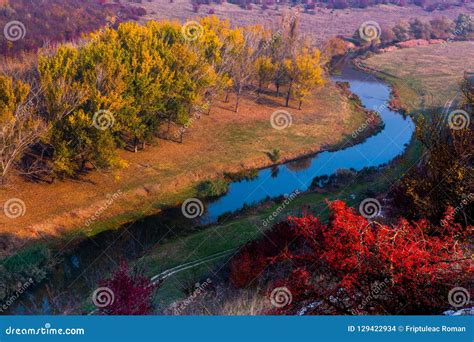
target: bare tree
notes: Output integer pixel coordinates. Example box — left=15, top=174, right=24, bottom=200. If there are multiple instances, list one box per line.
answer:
left=229, top=27, right=262, bottom=112
left=0, top=92, right=45, bottom=184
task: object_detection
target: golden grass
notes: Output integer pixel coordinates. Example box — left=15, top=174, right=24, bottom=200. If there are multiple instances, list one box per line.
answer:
left=361, top=41, right=474, bottom=111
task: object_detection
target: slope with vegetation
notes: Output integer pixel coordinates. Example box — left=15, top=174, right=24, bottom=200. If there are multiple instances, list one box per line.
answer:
left=0, top=0, right=147, bottom=56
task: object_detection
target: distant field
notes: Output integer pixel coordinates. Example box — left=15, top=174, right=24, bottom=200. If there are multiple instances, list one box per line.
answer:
left=361, top=41, right=474, bottom=111
left=137, top=2, right=471, bottom=47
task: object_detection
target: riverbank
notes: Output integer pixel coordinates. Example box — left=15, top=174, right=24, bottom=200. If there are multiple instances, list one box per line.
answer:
left=0, top=81, right=371, bottom=256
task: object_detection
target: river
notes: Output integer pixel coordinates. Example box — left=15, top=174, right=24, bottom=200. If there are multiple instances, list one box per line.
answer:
left=11, top=63, right=415, bottom=314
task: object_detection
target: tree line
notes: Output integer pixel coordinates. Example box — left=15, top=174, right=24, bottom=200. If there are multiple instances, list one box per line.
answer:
left=354, top=14, right=473, bottom=45
left=0, top=15, right=323, bottom=183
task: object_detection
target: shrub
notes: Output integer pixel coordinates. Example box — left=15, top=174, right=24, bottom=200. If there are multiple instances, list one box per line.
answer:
left=267, top=148, right=280, bottom=163
left=197, top=178, right=229, bottom=198
left=229, top=201, right=471, bottom=314
left=97, top=262, right=158, bottom=315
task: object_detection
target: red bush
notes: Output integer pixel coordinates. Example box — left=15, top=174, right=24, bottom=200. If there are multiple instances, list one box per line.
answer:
left=229, top=201, right=471, bottom=314
left=97, top=262, right=159, bottom=315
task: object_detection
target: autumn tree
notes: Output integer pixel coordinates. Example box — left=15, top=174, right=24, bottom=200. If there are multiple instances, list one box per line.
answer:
left=285, top=48, right=324, bottom=109
left=392, top=21, right=411, bottom=42
left=0, top=75, right=44, bottom=183
left=393, top=113, right=473, bottom=226
left=228, top=25, right=263, bottom=112
left=254, top=56, right=276, bottom=96
left=454, top=14, right=474, bottom=40
left=429, top=17, right=453, bottom=39
left=409, top=19, right=432, bottom=40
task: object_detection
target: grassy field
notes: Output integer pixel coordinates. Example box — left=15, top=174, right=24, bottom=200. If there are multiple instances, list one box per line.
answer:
left=360, top=41, right=474, bottom=111
left=0, top=82, right=369, bottom=256
left=137, top=2, right=471, bottom=47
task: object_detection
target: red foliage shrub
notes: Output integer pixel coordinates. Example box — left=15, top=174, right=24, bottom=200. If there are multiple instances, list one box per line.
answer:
left=98, top=262, right=159, bottom=315
left=229, top=201, right=471, bottom=314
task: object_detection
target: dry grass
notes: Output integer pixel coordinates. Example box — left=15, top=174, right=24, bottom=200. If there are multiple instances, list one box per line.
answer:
left=361, top=41, right=474, bottom=110
left=165, top=285, right=271, bottom=315
left=137, top=1, right=471, bottom=47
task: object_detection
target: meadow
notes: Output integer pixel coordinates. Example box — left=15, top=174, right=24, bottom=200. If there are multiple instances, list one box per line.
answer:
left=360, top=41, right=474, bottom=110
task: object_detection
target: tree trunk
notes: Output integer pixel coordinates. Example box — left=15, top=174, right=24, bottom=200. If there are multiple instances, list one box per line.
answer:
left=276, top=83, right=280, bottom=97
left=207, top=99, right=212, bottom=115
left=224, top=91, right=230, bottom=103
left=285, top=79, right=293, bottom=107
left=134, top=137, right=139, bottom=153
left=235, top=91, right=240, bottom=112
left=298, top=100, right=302, bottom=110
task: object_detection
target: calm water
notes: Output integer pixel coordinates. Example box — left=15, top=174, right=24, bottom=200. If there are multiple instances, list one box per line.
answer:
left=202, top=65, right=415, bottom=223
left=12, top=64, right=415, bottom=314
